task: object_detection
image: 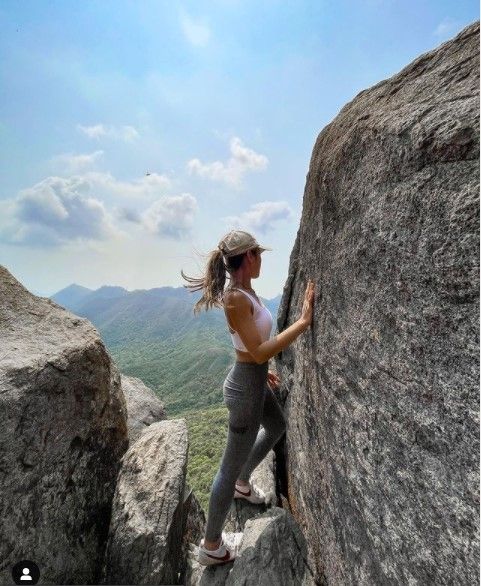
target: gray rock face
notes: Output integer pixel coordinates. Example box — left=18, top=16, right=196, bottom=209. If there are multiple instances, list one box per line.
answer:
left=120, top=373, right=167, bottom=444
left=102, top=419, right=189, bottom=585
left=0, top=265, right=129, bottom=585
left=275, top=20, right=480, bottom=586
left=185, top=450, right=284, bottom=585
left=185, top=507, right=316, bottom=586
left=179, top=483, right=207, bottom=585
left=226, top=507, right=316, bottom=586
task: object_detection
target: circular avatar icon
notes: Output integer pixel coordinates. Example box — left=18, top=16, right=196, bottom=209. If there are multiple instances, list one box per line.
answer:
left=11, top=560, right=40, bottom=585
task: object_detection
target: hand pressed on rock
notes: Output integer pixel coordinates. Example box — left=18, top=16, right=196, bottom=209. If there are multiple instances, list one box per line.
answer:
left=267, top=369, right=281, bottom=390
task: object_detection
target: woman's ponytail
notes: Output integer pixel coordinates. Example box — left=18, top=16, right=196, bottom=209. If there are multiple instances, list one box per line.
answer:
left=181, top=248, right=227, bottom=315
left=181, top=245, right=246, bottom=315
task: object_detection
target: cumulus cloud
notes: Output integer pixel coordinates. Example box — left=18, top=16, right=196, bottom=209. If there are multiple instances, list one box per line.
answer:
left=50, top=150, right=104, bottom=173
left=179, top=7, right=211, bottom=47
left=77, top=123, right=140, bottom=142
left=116, top=206, right=143, bottom=224
left=0, top=170, right=193, bottom=247
left=187, top=136, right=268, bottom=187
left=0, top=176, right=120, bottom=248
left=141, top=193, right=198, bottom=239
left=78, top=171, right=172, bottom=200
left=222, top=200, right=294, bottom=234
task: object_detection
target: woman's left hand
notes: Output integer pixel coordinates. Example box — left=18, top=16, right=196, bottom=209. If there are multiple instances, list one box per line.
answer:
left=267, top=369, right=281, bottom=390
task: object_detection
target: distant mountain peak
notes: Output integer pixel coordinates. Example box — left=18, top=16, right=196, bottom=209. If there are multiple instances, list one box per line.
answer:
left=57, top=283, right=92, bottom=295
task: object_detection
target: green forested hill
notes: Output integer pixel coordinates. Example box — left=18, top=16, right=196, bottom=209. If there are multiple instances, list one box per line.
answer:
left=50, top=283, right=281, bottom=509
left=107, top=333, right=234, bottom=415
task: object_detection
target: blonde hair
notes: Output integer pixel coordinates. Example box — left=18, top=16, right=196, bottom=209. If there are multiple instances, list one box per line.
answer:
left=180, top=246, right=258, bottom=315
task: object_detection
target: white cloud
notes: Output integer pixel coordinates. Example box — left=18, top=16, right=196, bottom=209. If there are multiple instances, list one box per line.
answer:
left=76, top=124, right=107, bottom=139
left=186, top=136, right=268, bottom=187
left=179, top=8, right=211, bottom=47
left=78, top=171, right=172, bottom=200
left=117, top=125, right=140, bottom=142
left=50, top=150, right=104, bottom=173
left=0, top=176, right=121, bottom=248
left=141, top=193, right=198, bottom=239
left=116, top=206, right=143, bottom=224
left=77, top=123, right=140, bottom=142
left=222, top=200, right=294, bottom=235
left=0, top=169, right=190, bottom=247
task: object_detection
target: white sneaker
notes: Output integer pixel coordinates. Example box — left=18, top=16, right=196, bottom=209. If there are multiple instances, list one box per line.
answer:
left=234, top=480, right=266, bottom=504
left=197, top=531, right=243, bottom=566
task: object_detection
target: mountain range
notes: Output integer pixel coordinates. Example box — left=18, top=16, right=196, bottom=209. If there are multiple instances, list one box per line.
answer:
left=49, top=283, right=282, bottom=416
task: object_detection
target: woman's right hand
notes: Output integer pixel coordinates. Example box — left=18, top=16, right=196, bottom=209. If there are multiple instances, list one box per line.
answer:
left=300, top=279, right=315, bottom=329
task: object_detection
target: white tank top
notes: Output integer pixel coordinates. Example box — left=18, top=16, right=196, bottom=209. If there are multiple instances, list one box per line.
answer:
left=225, top=288, right=273, bottom=351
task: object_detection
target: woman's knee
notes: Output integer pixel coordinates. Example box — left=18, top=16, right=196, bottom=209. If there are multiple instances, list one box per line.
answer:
left=228, top=421, right=249, bottom=434
left=218, top=426, right=259, bottom=477
left=218, top=448, right=251, bottom=483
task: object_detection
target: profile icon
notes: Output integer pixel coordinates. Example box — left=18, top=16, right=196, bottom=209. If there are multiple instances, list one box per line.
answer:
left=11, top=560, right=40, bottom=585
left=20, top=567, right=32, bottom=580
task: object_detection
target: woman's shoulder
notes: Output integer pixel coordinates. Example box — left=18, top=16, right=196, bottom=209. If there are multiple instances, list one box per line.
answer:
left=223, top=288, right=255, bottom=309
left=224, top=287, right=245, bottom=302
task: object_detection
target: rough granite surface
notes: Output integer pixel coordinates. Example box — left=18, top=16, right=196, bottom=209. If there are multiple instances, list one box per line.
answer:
left=275, top=20, right=480, bottom=586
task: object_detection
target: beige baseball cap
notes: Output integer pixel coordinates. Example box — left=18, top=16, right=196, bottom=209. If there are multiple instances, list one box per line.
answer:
left=217, top=230, right=272, bottom=257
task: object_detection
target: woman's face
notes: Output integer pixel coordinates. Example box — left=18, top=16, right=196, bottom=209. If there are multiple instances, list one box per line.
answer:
left=237, top=247, right=261, bottom=279
left=252, top=247, right=261, bottom=276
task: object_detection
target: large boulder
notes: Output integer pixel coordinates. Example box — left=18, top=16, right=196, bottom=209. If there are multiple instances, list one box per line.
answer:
left=185, top=507, right=316, bottom=586
left=225, top=507, right=316, bottom=586
left=0, top=265, right=129, bottom=584
left=102, top=418, right=189, bottom=585
left=185, top=449, right=281, bottom=585
left=120, top=373, right=167, bottom=444
left=178, top=483, right=206, bottom=586
left=275, top=20, right=479, bottom=586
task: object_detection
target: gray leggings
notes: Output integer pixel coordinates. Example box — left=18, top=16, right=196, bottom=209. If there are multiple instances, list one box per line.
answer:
left=204, top=360, right=287, bottom=542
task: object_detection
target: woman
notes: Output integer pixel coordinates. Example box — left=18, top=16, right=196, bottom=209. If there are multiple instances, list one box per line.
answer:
left=181, top=229, right=315, bottom=566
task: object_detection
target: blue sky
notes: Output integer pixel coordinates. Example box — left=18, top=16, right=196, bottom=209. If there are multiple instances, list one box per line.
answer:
left=0, top=1, right=478, bottom=298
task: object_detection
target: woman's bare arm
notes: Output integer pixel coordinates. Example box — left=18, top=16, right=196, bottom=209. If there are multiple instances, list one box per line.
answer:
left=255, top=319, right=308, bottom=364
